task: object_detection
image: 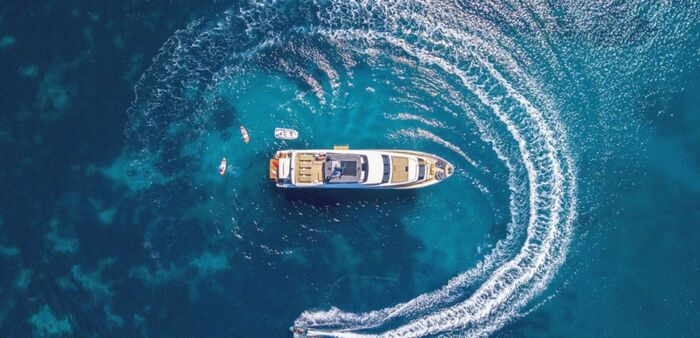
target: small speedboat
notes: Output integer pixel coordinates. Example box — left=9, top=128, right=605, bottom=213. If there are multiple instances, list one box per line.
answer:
left=289, top=326, right=307, bottom=337
left=275, top=127, right=299, bottom=140
left=240, top=125, right=250, bottom=143
left=219, top=157, right=227, bottom=176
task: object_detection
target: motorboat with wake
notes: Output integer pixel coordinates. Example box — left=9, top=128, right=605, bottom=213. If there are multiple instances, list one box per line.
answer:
left=219, top=157, right=227, bottom=176
left=269, top=146, right=454, bottom=189
left=289, top=325, right=359, bottom=337
left=290, top=326, right=308, bottom=337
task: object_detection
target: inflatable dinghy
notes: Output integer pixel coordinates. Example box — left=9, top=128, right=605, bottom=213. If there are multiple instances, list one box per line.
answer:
left=274, top=128, right=299, bottom=140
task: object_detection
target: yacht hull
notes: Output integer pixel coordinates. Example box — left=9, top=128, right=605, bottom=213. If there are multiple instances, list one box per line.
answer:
left=270, top=149, right=454, bottom=189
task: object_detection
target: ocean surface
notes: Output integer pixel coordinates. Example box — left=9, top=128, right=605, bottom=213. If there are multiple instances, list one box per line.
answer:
left=1, top=1, right=698, bottom=337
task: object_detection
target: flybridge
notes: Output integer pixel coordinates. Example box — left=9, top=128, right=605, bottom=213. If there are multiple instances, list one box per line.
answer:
left=324, top=153, right=368, bottom=183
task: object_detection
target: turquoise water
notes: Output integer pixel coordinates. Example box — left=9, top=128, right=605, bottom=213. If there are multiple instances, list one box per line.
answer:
left=0, top=1, right=698, bottom=337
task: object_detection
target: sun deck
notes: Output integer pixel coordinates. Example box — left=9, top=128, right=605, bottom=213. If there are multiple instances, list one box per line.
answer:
left=390, top=156, right=409, bottom=183
left=295, top=153, right=325, bottom=184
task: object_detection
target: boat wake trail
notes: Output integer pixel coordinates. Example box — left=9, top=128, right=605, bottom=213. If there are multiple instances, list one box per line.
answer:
left=291, top=1, right=577, bottom=336
left=124, top=0, right=580, bottom=336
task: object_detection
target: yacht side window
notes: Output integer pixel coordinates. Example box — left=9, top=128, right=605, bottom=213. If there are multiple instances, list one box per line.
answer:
left=381, top=155, right=390, bottom=183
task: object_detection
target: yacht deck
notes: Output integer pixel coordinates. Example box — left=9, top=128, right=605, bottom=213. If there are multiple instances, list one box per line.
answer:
left=390, top=156, right=409, bottom=183
left=295, top=153, right=324, bottom=184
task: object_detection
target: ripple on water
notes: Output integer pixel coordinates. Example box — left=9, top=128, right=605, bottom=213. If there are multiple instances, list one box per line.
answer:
left=115, top=0, right=582, bottom=336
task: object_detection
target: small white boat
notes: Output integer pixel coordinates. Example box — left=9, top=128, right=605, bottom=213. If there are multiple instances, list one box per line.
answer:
left=274, top=128, right=299, bottom=140
left=290, top=326, right=308, bottom=337
left=240, top=125, right=250, bottom=143
left=219, top=157, right=227, bottom=176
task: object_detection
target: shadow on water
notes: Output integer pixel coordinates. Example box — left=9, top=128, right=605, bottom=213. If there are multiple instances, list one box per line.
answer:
left=281, top=188, right=420, bottom=206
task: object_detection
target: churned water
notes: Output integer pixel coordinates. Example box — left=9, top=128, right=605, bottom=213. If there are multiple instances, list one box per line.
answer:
left=0, top=1, right=698, bottom=337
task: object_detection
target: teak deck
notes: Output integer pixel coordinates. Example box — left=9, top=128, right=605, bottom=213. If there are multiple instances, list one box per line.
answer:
left=390, top=156, right=409, bottom=183
left=295, top=153, right=324, bottom=183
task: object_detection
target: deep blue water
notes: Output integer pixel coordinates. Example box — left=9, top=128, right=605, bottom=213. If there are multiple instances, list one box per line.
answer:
left=1, top=1, right=698, bottom=337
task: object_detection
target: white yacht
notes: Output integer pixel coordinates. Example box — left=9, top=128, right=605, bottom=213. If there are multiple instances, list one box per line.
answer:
left=269, top=146, right=454, bottom=189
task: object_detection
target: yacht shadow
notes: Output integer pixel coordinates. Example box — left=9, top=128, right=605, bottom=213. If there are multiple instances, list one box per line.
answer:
left=281, top=188, right=419, bottom=206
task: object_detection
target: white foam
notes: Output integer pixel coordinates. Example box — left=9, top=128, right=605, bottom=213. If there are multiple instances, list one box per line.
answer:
left=294, top=0, right=578, bottom=336
left=124, top=1, right=579, bottom=336
left=394, top=127, right=480, bottom=170
left=384, top=112, right=445, bottom=128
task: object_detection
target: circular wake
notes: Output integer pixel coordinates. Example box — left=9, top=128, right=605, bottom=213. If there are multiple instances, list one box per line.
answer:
left=291, top=1, right=577, bottom=336
left=124, top=0, right=578, bottom=336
